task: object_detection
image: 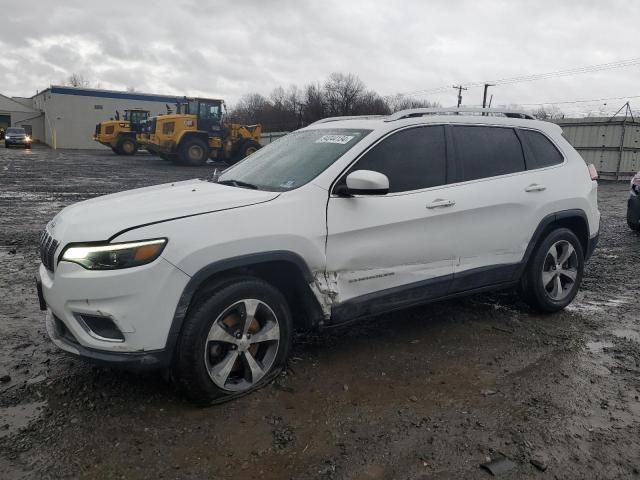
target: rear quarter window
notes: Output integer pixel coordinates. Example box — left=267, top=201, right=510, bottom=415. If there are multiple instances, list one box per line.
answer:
left=518, top=130, right=564, bottom=169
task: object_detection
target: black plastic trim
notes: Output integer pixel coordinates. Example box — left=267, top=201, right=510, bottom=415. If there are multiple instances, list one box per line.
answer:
left=513, top=208, right=592, bottom=279
left=330, top=263, right=519, bottom=324
left=164, top=251, right=316, bottom=360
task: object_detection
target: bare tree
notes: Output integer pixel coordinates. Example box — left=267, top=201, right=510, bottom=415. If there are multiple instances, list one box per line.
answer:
left=531, top=105, right=565, bottom=120
left=66, top=73, right=92, bottom=88
left=324, top=73, right=366, bottom=116
left=228, top=73, right=439, bottom=132
left=303, top=82, right=326, bottom=123
left=386, top=94, right=441, bottom=113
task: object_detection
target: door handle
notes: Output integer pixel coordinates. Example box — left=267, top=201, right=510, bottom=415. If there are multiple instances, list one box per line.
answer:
left=525, top=184, right=546, bottom=192
left=426, top=198, right=456, bottom=209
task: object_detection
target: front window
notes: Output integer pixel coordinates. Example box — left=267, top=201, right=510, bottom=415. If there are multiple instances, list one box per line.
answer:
left=6, top=128, right=25, bottom=135
left=218, top=128, right=371, bottom=191
left=199, top=102, right=221, bottom=120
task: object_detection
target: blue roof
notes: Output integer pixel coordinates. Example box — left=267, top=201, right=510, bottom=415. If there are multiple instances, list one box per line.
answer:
left=49, top=86, right=181, bottom=104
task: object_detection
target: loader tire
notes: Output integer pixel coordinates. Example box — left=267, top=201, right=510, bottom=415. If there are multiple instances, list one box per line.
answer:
left=118, top=137, right=138, bottom=156
left=229, top=140, right=261, bottom=165
left=178, top=138, right=208, bottom=166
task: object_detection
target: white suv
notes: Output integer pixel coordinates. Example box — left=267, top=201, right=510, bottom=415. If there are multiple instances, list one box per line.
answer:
left=37, top=108, right=600, bottom=404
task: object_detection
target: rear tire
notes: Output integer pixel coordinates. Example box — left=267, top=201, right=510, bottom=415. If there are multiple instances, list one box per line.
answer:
left=178, top=138, right=208, bottom=166
left=627, top=219, right=640, bottom=232
left=520, top=228, right=584, bottom=313
left=175, top=277, right=292, bottom=405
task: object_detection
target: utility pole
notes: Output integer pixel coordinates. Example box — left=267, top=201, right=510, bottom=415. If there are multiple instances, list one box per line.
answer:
left=482, top=83, right=495, bottom=108
left=452, top=85, right=467, bottom=108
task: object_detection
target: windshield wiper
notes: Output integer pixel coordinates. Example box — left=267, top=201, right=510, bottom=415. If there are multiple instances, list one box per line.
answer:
left=217, top=179, right=260, bottom=190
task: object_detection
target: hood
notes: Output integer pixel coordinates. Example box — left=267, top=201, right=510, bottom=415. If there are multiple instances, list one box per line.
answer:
left=48, top=179, right=279, bottom=242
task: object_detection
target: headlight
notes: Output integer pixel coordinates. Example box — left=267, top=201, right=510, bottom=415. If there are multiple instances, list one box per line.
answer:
left=25, top=136, right=31, bottom=141
left=60, top=239, right=167, bottom=270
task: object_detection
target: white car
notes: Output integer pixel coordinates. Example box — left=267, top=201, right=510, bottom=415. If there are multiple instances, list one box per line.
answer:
left=37, top=108, right=600, bottom=404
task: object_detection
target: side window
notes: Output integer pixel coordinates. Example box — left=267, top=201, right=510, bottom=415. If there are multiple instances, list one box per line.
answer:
left=347, top=126, right=446, bottom=193
left=519, top=130, right=564, bottom=169
left=452, top=126, right=525, bottom=181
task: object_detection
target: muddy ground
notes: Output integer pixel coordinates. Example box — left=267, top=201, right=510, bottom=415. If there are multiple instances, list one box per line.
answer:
left=0, top=145, right=639, bottom=479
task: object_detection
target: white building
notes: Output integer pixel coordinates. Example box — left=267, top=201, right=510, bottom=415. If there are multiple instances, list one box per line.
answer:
left=0, top=86, right=180, bottom=149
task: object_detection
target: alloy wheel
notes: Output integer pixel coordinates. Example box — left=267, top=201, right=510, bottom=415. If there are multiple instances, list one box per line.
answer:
left=204, top=299, right=280, bottom=392
left=541, top=240, right=578, bottom=301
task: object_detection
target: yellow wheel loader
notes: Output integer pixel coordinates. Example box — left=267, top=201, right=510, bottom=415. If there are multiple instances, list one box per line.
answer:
left=141, top=98, right=262, bottom=166
left=94, top=109, right=150, bottom=155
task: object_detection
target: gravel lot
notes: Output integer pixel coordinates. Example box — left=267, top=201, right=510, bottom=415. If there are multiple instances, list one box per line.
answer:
left=1, top=145, right=639, bottom=479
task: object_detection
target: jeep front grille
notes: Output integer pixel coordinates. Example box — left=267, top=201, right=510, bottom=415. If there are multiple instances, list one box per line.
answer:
left=39, top=230, right=59, bottom=272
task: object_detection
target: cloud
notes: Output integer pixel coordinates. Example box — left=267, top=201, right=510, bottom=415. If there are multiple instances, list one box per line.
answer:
left=1, top=0, right=639, bottom=115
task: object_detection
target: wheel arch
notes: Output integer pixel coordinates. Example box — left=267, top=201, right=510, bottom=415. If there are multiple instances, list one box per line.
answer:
left=178, top=130, right=209, bottom=149
left=165, top=251, right=325, bottom=360
left=516, top=209, right=592, bottom=281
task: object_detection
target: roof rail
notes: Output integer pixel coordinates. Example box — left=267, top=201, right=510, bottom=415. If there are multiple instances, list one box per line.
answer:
left=385, top=107, right=535, bottom=121
left=310, top=115, right=385, bottom=125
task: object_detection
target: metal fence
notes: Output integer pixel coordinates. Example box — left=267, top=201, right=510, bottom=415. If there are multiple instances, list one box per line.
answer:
left=555, top=117, right=640, bottom=180
left=259, top=131, right=288, bottom=146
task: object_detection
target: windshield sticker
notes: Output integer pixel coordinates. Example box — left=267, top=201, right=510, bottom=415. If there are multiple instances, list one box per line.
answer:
left=315, top=135, right=355, bottom=145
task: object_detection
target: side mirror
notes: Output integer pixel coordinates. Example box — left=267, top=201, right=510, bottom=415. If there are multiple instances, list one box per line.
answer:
left=341, top=170, right=389, bottom=196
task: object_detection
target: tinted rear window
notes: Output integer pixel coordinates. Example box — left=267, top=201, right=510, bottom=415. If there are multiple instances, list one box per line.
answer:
left=519, top=130, right=564, bottom=169
left=452, top=126, right=525, bottom=181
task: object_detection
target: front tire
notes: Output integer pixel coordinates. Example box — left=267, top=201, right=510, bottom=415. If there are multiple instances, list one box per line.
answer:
left=178, top=138, right=208, bottom=166
left=175, top=277, right=292, bottom=405
left=520, top=228, right=584, bottom=312
left=118, top=137, right=138, bottom=156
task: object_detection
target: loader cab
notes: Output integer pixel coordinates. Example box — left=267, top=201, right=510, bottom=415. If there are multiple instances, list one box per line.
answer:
left=177, top=98, right=224, bottom=135
left=123, top=109, right=150, bottom=133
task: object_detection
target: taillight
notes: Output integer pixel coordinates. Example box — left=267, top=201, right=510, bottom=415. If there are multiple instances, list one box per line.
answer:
left=587, top=164, right=598, bottom=181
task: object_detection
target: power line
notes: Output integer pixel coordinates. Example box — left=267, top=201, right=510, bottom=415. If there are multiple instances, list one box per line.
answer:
left=397, top=57, right=640, bottom=98
left=519, top=94, right=640, bottom=106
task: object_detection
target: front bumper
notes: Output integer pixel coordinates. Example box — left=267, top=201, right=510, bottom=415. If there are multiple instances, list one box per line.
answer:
left=38, top=256, right=190, bottom=364
left=45, top=311, right=169, bottom=370
left=5, top=138, right=31, bottom=146
left=586, top=232, right=599, bottom=260
left=627, top=194, right=640, bottom=226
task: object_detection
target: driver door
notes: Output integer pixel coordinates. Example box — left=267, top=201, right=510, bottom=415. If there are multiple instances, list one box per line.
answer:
left=325, top=125, right=457, bottom=317
left=197, top=101, right=223, bottom=134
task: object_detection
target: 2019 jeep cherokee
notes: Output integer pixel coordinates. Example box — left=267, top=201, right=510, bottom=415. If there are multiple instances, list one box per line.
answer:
left=37, top=108, right=600, bottom=404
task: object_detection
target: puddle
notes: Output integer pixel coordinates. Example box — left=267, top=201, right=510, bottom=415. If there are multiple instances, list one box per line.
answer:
left=585, top=340, right=613, bottom=354
left=567, top=295, right=632, bottom=315
left=611, top=328, right=640, bottom=342
left=0, top=401, right=47, bottom=438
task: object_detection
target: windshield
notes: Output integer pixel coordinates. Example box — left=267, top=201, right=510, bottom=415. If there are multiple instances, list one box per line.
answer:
left=218, top=128, right=371, bottom=191
left=6, top=128, right=25, bottom=134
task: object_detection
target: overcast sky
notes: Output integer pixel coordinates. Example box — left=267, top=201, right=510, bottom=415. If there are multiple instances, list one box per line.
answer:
left=1, top=0, right=639, bottom=115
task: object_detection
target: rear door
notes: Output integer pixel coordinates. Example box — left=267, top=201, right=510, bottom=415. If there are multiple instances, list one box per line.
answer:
left=444, top=125, right=536, bottom=290
left=325, top=125, right=456, bottom=310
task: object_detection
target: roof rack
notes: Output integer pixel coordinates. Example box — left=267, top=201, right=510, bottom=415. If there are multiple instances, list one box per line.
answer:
left=385, top=107, right=535, bottom=121
left=310, top=115, right=385, bottom=125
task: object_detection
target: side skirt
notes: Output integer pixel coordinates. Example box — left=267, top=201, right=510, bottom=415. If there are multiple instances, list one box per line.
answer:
left=329, top=263, right=519, bottom=325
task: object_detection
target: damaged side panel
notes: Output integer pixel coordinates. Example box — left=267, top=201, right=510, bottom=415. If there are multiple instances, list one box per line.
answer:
left=310, top=271, right=339, bottom=319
